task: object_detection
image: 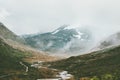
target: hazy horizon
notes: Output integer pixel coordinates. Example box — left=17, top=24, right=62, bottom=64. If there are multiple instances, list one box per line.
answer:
left=1, top=0, right=120, bottom=41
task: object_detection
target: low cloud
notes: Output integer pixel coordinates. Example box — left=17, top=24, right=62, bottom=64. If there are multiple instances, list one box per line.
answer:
left=0, top=0, right=120, bottom=42
left=0, top=8, right=10, bottom=21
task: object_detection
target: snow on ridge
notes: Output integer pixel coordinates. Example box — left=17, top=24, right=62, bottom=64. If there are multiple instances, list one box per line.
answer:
left=52, top=24, right=83, bottom=38
left=52, top=30, right=59, bottom=34
left=64, top=25, right=80, bottom=30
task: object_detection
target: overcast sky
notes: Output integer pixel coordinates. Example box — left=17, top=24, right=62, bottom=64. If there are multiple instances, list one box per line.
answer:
left=0, top=0, right=120, bottom=41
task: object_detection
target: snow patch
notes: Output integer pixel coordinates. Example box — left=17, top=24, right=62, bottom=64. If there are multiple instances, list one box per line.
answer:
left=73, top=29, right=83, bottom=39
left=47, top=41, right=53, bottom=47
left=64, top=24, right=80, bottom=30
left=52, top=30, right=59, bottom=34
left=73, top=34, right=82, bottom=39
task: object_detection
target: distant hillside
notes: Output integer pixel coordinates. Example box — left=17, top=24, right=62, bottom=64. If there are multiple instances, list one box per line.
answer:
left=0, top=22, right=58, bottom=61
left=49, top=45, right=120, bottom=79
left=94, top=32, right=120, bottom=50
left=0, top=22, right=25, bottom=43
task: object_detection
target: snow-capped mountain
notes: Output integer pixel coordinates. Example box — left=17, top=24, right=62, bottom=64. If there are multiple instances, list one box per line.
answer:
left=23, top=25, right=93, bottom=54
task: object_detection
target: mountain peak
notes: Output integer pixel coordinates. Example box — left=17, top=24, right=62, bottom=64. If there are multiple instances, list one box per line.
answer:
left=58, top=25, right=69, bottom=29
left=51, top=25, right=68, bottom=34
left=23, top=25, right=93, bottom=54
left=64, top=25, right=80, bottom=30
left=52, top=25, right=82, bottom=35
left=56, top=24, right=81, bottom=30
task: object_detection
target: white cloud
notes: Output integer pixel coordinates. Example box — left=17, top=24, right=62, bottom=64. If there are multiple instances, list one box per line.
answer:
left=0, top=0, right=120, bottom=42
left=0, top=8, right=10, bottom=21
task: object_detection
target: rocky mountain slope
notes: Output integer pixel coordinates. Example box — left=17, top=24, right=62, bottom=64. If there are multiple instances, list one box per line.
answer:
left=23, top=25, right=93, bottom=54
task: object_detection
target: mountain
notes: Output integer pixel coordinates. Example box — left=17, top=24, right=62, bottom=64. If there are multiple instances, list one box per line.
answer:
left=23, top=25, right=93, bottom=54
left=48, top=45, right=120, bottom=80
left=0, top=22, right=25, bottom=43
left=0, top=22, right=58, bottom=61
left=0, top=37, right=58, bottom=80
left=0, top=22, right=60, bottom=80
left=1, top=22, right=120, bottom=79
left=95, top=32, right=120, bottom=50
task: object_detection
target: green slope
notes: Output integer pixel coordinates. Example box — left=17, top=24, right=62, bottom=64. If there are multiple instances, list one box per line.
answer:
left=0, top=38, right=56, bottom=80
left=49, top=46, right=120, bottom=79
left=0, top=38, right=26, bottom=72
